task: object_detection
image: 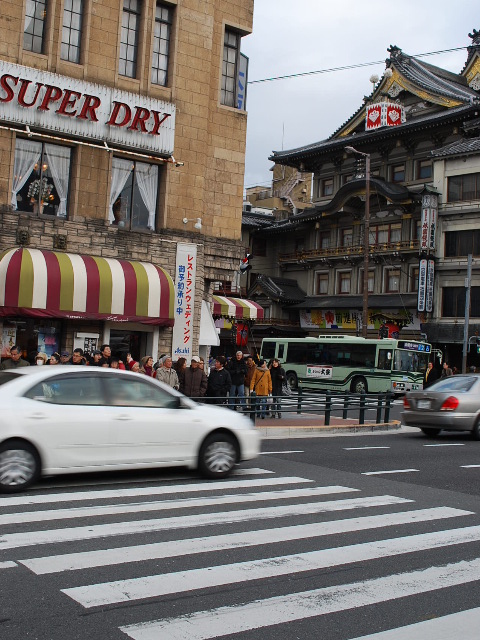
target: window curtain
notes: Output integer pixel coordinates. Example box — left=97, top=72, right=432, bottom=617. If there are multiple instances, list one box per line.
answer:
left=11, top=139, right=41, bottom=209
left=109, top=158, right=132, bottom=223
left=135, top=162, right=158, bottom=230
left=45, top=144, right=70, bottom=218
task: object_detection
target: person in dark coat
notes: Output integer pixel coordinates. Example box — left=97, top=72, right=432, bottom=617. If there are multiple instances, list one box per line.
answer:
left=180, top=356, right=208, bottom=398
left=226, top=350, right=247, bottom=410
left=206, top=356, right=232, bottom=404
left=270, top=358, right=286, bottom=419
left=423, top=361, right=439, bottom=388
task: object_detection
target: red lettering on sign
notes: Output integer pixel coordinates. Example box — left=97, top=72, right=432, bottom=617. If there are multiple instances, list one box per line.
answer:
left=37, top=84, right=63, bottom=111
left=77, top=94, right=101, bottom=121
left=149, top=110, right=171, bottom=135
left=106, top=101, right=132, bottom=127
left=18, top=79, right=43, bottom=107
left=56, top=89, right=82, bottom=117
left=128, top=106, right=150, bottom=132
left=0, top=74, right=18, bottom=103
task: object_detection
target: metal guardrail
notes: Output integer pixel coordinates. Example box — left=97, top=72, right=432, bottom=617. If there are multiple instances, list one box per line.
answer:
left=187, top=390, right=393, bottom=425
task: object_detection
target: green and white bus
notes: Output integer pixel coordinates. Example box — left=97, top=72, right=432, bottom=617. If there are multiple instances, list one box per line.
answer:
left=260, top=335, right=432, bottom=394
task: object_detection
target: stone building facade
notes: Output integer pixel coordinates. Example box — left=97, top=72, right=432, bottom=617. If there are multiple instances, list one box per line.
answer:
left=0, top=0, right=253, bottom=363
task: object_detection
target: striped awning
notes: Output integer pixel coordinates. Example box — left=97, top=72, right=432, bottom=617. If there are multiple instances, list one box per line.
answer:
left=0, top=248, right=174, bottom=326
left=212, top=295, right=264, bottom=320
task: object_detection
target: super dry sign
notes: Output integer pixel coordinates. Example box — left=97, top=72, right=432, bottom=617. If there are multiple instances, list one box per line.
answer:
left=0, top=61, right=175, bottom=155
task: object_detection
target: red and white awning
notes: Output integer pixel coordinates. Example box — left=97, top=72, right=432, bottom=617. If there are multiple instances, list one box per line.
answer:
left=212, top=295, right=264, bottom=320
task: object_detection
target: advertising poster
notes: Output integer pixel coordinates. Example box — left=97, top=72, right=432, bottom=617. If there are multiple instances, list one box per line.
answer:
left=172, top=243, right=197, bottom=361
left=1, top=328, right=17, bottom=358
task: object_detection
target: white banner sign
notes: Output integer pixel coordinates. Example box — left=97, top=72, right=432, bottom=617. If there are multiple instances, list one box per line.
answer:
left=172, top=243, right=197, bottom=361
left=0, top=60, right=175, bottom=155
left=417, top=258, right=427, bottom=312
left=306, top=365, right=333, bottom=379
left=426, top=259, right=435, bottom=313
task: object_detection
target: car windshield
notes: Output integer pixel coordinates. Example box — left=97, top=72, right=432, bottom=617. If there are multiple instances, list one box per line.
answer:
left=393, top=349, right=429, bottom=373
left=0, top=371, right=23, bottom=386
left=427, top=376, right=477, bottom=393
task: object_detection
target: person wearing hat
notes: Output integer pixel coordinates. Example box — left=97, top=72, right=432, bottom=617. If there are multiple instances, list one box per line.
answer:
left=206, top=356, right=232, bottom=404
left=60, top=351, right=71, bottom=364
left=0, top=345, right=30, bottom=370
left=180, top=356, right=208, bottom=398
left=154, top=355, right=180, bottom=389
left=226, top=350, right=247, bottom=411
left=35, top=352, right=48, bottom=365
left=89, top=350, right=103, bottom=366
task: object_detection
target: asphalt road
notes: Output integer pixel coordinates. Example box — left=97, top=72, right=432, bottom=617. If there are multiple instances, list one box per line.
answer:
left=1, top=428, right=480, bottom=639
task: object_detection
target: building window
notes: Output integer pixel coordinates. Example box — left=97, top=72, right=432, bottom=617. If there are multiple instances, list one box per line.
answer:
left=391, top=164, right=405, bottom=183
left=341, top=228, right=353, bottom=247
left=151, top=1, right=172, bottom=86
left=359, top=270, right=375, bottom=294
left=316, top=273, right=328, bottom=295
left=12, top=138, right=71, bottom=218
left=221, top=29, right=248, bottom=109
left=317, top=231, right=330, bottom=249
left=119, top=0, right=141, bottom=78
left=443, top=287, right=480, bottom=317
left=384, top=267, right=400, bottom=292
left=24, top=0, right=47, bottom=53
left=337, top=272, right=351, bottom=294
left=251, top=236, right=266, bottom=257
left=109, top=158, right=158, bottom=231
left=371, top=223, right=401, bottom=244
left=295, top=237, right=305, bottom=252
left=409, top=266, right=419, bottom=292
left=445, top=230, right=480, bottom=257
left=61, top=0, right=83, bottom=63
left=447, top=173, right=480, bottom=202
left=321, top=178, right=334, bottom=197
left=417, top=160, right=432, bottom=180
left=342, top=174, right=353, bottom=184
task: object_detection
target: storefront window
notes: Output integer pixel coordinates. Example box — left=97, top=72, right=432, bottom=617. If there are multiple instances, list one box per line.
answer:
left=1, top=319, right=62, bottom=362
left=12, top=139, right=71, bottom=218
left=109, top=158, right=158, bottom=231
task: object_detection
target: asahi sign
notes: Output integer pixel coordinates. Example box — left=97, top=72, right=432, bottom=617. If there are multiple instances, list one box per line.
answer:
left=0, top=61, right=175, bottom=155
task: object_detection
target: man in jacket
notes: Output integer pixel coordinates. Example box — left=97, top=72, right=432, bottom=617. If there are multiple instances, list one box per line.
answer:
left=0, top=345, right=30, bottom=370
left=155, top=355, right=180, bottom=390
left=206, top=356, right=232, bottom=404
left=180, top=356, right=208, bottom=398
left=250, top=359, right=272, bottom=419
left=424, top=361, right=439, bottom=388
left=226, top=350, right=247, bottom=410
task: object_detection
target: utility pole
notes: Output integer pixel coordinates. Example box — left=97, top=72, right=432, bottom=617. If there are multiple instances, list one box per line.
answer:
left=462, top=253, right=472, bottom=373
left=345, top=146, right=370, bottom=338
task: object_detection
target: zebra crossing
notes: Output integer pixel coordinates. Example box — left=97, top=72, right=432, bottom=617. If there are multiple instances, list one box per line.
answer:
left=2, top=467, right=480, bottom=639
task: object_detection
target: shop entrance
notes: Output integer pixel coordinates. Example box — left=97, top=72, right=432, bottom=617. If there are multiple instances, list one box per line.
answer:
left=109, top=330, right=148, bottom=362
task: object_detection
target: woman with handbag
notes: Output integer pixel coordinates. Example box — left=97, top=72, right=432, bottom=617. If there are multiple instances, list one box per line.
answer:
left=270, top=358, right=286, bottom=419
left=249, top=359, right=272, bottom=419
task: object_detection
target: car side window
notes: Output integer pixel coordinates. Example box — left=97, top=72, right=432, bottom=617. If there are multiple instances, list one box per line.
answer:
left=102, top=375, right=178, bottom=408
left=24, top=375, right=104, bottom=406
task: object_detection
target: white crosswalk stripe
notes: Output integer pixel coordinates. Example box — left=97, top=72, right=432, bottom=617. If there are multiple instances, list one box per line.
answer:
left=3, top=471, right=480, bottom=639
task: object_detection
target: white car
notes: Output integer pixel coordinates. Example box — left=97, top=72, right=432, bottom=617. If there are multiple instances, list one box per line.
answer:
left=0, top=366, right=260, bottom=492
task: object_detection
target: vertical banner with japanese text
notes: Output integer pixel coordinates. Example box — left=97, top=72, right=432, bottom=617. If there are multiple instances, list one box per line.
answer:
left=417, top=258, right=427, bottom=312
left=426, top=259, right=435, bottom=313
left=172, top=243, right=197, bottom=361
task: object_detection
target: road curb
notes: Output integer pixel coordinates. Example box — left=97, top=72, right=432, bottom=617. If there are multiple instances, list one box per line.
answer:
left=256, top=420, right=401, bottom=437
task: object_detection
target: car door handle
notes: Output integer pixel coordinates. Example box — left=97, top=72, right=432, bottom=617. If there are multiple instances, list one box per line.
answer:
left=115, top=414, right=133, bottom=421
left=29, top=413, right=47, bottom=420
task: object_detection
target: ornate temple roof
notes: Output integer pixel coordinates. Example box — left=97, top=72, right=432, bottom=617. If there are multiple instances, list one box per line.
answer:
left=249, top=274, right=306, bottom=304
left=431, top=136, right=480, bottom=158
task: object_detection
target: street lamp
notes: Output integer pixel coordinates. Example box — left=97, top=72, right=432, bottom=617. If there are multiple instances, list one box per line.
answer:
left=345, top=146, right=370, bottom=338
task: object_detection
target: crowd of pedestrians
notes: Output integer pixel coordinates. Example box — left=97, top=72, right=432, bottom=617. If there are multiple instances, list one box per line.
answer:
left=0, top=345, right=288, bottom=417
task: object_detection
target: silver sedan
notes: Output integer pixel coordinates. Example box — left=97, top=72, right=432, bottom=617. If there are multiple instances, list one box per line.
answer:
left=402, top=374, right=480, bottom=438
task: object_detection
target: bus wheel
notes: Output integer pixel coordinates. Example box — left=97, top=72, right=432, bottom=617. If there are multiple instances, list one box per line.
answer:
left=351, top=376, right=368, bottom=394
left=286, top=372, right=298, bottom=391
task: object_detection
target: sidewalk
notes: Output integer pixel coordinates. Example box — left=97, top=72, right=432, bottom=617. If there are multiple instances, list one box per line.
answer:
left=252, top=412, right=401, bottom=437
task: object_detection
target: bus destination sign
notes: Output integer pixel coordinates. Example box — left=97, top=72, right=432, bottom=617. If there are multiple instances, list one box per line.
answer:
left=397, top=341, right=431, bottom=353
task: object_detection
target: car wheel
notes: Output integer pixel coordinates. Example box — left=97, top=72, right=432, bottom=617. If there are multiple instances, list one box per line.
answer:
left=286, top=372, right=298, bottom=391
left=198, top=433, right=238, bottom=479
left=351, top=376, right=368, bottom=394
left=420, top=428, right=441, bottom=437
left=0, top=441, right=40, bottom=493
left=472, top=419, right=480, bottom=441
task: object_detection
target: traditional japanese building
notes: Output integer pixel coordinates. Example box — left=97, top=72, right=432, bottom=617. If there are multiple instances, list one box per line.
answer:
left=0, top=0, right=256, bottom=364
left=247, top=29, right=480, bottom=370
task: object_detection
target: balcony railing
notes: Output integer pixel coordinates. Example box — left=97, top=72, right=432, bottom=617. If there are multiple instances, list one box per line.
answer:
left=278, top=239, right=419, bottom=263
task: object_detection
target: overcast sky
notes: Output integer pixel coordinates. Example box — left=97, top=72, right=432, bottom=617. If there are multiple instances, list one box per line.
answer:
left=242, top=1, right=478, bottom=191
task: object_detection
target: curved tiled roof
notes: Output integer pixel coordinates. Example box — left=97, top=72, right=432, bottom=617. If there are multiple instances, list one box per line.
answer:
left=250, top=274, right=306, bottom=304
left=431, top=136, right=480, bottom=158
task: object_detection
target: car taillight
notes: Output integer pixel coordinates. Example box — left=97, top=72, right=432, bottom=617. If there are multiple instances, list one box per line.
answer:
left=441, top=396, right=459, bottom=411
left=403, top=396, right=410, bottom=409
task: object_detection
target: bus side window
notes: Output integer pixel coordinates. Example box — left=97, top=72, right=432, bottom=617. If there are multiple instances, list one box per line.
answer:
left=278, top=344, right=285, bottom=360
left=378, top=349, right=392, bottom=370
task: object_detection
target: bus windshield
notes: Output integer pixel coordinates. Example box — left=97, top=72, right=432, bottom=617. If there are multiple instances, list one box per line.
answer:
left=393, top=349, right=429, bottom=374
